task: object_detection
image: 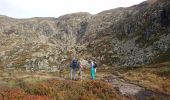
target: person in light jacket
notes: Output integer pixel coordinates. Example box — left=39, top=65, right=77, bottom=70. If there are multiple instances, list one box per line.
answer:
left=90, top=60, right=95, bottom=80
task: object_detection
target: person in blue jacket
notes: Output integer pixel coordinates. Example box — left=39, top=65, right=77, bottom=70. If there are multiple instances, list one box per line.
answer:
left=70, top=57, right=78, bottom=80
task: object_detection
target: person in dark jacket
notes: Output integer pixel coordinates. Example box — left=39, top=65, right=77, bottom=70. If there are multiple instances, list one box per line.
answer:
left=70, top=58, right=78, bottom=80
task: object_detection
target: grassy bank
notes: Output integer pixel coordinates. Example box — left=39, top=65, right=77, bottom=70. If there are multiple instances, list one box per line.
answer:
left=115, top=62, right=170, bottom=95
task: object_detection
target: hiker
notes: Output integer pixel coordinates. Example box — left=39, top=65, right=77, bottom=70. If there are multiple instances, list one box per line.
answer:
left=70, top=58, right=78, bottom=80
left=79, top=61, right=83, bottom=80
left=89, top=60, right=95, bottom=80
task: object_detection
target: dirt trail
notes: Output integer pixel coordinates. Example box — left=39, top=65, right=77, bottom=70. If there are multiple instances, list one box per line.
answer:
left=103, top=75, right=170, bottom=100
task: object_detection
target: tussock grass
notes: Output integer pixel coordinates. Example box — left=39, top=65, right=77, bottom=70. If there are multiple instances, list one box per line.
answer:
left=19, top=79, right=130, bottom=100
left=0, top=87, right=51, bottom=100
left=116, top=62, right=170, bottom=95
left=0, top=79, right=130, bottom=100
left=158, top=67, right=170, bottom=76
left=0, top=68, right=131, bottom=100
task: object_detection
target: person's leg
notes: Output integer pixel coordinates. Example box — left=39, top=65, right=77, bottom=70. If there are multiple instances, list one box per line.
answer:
left=90, top=68, right=92, bottom=79
left=91, top=67, right=95, bottom=80
left=73, top=68, right=76, bottom=80
left=80, top=68, right=82, bottom=80
left=92, top=69, right=95, bottom=80
left=90, top=68, right=94, bottom=80
left=93, top=69, right=95, bottom=80
left=70, top=68, right=73, bottom=80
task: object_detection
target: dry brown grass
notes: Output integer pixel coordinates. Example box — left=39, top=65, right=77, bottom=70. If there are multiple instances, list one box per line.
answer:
left=116, top=62, right=170, bottom=95
left=0, top=68, right=132, bottom=100
left=19, top=79, right=130, bottom=100
left=0, top=87, right=52, bottom=100
left=0, top=78, right=131, bottom=100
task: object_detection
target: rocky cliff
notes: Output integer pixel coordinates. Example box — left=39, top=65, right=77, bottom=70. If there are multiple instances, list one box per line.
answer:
left=0, top=0, right=170, bottom=71
left=85, top=0, right=170, bottom=66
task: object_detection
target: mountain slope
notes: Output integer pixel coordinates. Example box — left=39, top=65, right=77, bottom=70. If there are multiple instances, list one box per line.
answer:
left=0, top=0, right=170, bottom=71
left=85, top=0, right=170, bottom=66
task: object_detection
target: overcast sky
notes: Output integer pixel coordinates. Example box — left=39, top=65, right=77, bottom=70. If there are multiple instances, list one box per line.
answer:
left=0, top=0, right=146, bottom=18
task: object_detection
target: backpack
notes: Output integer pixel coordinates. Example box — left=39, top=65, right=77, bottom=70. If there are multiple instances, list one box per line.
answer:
left=72, top=60, right=78, bottom=68
left=80, top=63, right=83, bottom=69
left=94, top=62, right=97, bottom=68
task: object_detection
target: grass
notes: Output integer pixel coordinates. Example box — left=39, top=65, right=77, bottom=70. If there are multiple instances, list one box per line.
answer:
left=0, top=67, right=131, bottom=100
left=158, top=67, right=170, bottom=76
left=19, top=79, right=129, bottom=100
left=115, top=62, right=170, bottom=95
left=0, top=78, right=130, bottom=100
left=0, top=87, right=51, bottom=100
left=154, top=49, right=170, bottom=63
left=0, top=62, right=169, bottom=99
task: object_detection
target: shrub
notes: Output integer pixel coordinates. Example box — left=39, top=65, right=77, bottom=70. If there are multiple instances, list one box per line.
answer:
left=0, top=87, right=25, bottom=100
left=158, top=67, right=170, bottom=77
left=23, top=95, right=51, bottom=100
left=19, top=79, right=128, bottom=100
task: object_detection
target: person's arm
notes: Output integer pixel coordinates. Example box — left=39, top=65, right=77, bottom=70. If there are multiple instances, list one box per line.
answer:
left=70, top=61, right=73, bottom=67
left=91, top=62, right=94, bottom=67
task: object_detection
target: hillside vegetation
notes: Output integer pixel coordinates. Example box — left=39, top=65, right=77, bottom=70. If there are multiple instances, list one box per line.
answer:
left=0, top=0, right=170, bottom=99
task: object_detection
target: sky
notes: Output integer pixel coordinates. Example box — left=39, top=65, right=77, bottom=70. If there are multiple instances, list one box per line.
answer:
left=0, top=0, right=146, bottom=18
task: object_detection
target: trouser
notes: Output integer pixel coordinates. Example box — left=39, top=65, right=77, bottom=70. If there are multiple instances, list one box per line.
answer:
left=90, top=68, right=95, bottom=80
left=70, top=68, right=76, bottom=80
left=79, top=68, right=82, bottom=80
left=95, top=68, right=96, bottom=73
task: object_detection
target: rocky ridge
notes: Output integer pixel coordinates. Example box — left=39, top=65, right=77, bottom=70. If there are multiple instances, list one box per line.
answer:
left=0, top=0, right=170, bottom=71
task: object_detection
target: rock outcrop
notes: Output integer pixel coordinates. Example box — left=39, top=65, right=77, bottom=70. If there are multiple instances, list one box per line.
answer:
left=0, top=0, right=170, bottom=71
left=86, top=0, right=170, bottom=66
